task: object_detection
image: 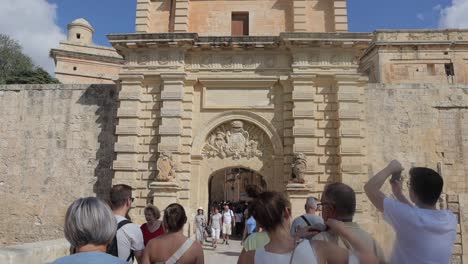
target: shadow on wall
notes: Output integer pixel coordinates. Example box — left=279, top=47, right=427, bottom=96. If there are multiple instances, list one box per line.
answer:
left=76, top=84, right=117, bottom=200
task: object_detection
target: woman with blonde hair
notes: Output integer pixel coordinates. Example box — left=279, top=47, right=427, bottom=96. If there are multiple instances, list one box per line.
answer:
left=141, top=204, right=164, bottom=246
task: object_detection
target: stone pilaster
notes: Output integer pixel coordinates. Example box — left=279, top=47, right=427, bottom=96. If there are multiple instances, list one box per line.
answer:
left=314, top=78, right=340, bottom=187
left=135, top=0, right=151, bottom=33
left=286, top=183, right=310, bottom=218
left=290, top=74, right=317, bottom=189
left=335, top=75, right=368, bottom=216
left=333, top=0, right=348, bottom=32
left=157, top=73, right=187, bottom=207
left=281, top=78, right=294, bottom=185
left=114, top=74, right=144, bottom=184
left=113, top=74, right=146, bottom=219
left=150, top=182, right=181, bottom=212
left=293, top=0, right=307, bottom=32
left=178, top=77, right=196, bottom=214
left=173, top=0, right=189, bottom=32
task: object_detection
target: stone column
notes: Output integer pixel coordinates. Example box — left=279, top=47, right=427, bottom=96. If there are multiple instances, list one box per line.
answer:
left=293, top=0, right=307, bottom=32
left=335, top=74, right=368, bottom=219
left=333, top=0, right=348, bottom=32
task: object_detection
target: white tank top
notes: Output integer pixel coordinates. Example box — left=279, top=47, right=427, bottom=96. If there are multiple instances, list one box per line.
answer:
left=254, top=240, right=318, bottom=264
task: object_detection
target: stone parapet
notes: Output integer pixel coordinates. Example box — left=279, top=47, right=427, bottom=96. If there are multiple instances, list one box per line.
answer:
left=0, top=239, right=69, bottom=264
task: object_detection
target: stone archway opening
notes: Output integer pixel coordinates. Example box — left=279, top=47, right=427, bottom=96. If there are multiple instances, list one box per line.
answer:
left=208, top=167, right=266, bottom=210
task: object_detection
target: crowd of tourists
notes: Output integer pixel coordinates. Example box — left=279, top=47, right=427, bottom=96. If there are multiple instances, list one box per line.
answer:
left=50, top=160, right=457, bottom=264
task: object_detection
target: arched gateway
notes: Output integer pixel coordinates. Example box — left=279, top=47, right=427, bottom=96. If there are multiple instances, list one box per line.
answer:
left=189, top=111, right=284, bottom=213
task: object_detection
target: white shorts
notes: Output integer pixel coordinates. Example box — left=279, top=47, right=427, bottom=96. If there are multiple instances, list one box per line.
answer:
left=222, top=223, right=232, bottom=235
left=211, top=227, right=220, bottom=239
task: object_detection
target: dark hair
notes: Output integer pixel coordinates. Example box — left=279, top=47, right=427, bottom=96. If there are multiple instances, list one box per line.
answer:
left=323, top=183, right=356, bottom=218
left=251, top=191, right=291, bottom=232
left=163, top=203, right=187, bottom=233
left=409, top=167, right=443, bottom=205
left=109, top=184, right=132, bottom=210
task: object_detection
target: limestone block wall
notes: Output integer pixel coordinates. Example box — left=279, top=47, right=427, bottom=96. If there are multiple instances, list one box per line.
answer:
left=0, top=84, right=117, bottom=245
left=139, top=0, right=345, bottom=34
left=189, top=0, right=293, bottom=35
left=365, top=83, right=468, bottom=259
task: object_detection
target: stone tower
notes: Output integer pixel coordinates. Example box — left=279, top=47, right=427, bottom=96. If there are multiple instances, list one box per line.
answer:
left=67, top=18, right=94, bottom=45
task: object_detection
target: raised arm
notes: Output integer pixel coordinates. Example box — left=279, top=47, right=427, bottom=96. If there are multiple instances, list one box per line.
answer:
left=391, top=178, right=412, bottom=206
left=364, top=160, right=403, bottom=212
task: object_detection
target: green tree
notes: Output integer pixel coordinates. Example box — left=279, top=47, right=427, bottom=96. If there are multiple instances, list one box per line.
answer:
left=5, top=67, right=60, bottom=84
left=0, top=34, right=59, bottom=84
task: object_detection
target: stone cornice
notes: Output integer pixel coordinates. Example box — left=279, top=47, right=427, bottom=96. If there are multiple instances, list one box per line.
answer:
left=50, top=49, right=125, bottom=65
left=108, top=32, right=373, bottom=53
left=361, top=29, right=468, bottom=60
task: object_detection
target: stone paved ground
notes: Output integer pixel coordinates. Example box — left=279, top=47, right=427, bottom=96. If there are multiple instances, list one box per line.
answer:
left=202, top=238, right=243, bottom=264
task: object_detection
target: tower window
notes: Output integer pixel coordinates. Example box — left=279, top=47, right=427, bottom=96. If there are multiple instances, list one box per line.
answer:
left=444, top=63, right=454, bottom=76
left=73, top=66, right=77, bottom=71
left=232, top=13, right=249, bottom=36
left=76, top=33, right=81, bottom=39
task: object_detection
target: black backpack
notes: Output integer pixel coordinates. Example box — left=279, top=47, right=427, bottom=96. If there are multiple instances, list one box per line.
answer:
left=107, top=220, right=134, bottom=262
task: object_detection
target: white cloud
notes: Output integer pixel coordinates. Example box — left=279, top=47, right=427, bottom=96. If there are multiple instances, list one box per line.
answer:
left=439, top=0, right=468, bottom=28
left=433, top=4, right=442, bottom=11
left=0, top=0, right=66, bottom=74
left=417, top=13, right=425, bottom=21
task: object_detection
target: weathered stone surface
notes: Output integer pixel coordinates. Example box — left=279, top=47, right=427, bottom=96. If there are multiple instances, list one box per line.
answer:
left=0, top=239, right=69, bottom=264
left=0, top=84, right=116, bottom=245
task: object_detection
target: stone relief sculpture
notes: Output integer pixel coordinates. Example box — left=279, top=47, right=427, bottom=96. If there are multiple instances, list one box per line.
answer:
left=291, top=153, right=307, bottom=184
left=156, top=152, right=176, bottom=182
left=202, top=120, right=265, bottom=160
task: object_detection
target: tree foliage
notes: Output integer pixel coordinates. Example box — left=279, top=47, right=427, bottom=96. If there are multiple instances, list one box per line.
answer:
left=0, top=34, right=59, bottom=84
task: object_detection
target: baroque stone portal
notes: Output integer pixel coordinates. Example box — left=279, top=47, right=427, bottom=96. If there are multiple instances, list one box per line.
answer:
left=202, top=120, right=266, bottom=160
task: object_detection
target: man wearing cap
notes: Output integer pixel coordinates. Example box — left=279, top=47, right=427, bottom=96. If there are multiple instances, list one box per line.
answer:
left=221, top=203, right=235, bottom=245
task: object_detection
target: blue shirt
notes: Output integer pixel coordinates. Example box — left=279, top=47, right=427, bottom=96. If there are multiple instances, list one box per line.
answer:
left=246, top=216, right=256, bottom=234
left=51, top=251, right=128, bottom=264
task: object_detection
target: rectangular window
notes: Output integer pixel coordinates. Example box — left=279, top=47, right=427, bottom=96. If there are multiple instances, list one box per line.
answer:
left=427, top=63, right=436, bottom=76
left=232, top=13, right=249, bottom=36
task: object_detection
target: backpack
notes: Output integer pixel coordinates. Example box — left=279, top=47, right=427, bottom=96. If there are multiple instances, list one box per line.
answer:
left=107, top=219, right=134, bottom=262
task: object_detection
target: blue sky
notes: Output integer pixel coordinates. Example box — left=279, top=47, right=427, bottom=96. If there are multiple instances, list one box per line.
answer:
left=1, top=0, right=466, bottom=73
left=48, top=0, right=453, bottom=47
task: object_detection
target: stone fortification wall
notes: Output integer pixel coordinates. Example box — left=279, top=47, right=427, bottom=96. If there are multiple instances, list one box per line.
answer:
left=0, top=84, right=116, bottom=245
left=365, top=83, right=468, bottom=261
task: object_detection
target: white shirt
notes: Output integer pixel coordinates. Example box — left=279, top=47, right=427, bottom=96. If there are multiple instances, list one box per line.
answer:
left=222, top=209, right=234, bottom=225
left=115, top=215, right=145, bottom=263
left=384, top=197, right=457, bottom=264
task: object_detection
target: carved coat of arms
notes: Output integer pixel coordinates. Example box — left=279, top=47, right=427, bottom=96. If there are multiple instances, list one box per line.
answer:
left=202, top=120, right=263, bottom=160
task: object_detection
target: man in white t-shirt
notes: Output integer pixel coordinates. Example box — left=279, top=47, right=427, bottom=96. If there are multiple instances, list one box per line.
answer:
left=364, top=160, right=457, bottom=264
left=221, top=203, right=235, bottom=245
left=110, top=184, right=145, bottom=264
